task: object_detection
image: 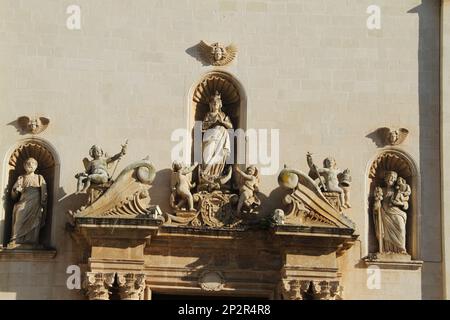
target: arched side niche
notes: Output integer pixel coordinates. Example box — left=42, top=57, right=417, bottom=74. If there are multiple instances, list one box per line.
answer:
left=188, top=71, right=247, bottom=166
left=366, top=150, right=420, bottom=259
left=1, top=140, right=57, bottom=248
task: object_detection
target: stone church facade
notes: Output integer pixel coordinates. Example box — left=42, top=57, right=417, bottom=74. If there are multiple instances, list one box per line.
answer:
left=0, top=0, right=449, bottom=300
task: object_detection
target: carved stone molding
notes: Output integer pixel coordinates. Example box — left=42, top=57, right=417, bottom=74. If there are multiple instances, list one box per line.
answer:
left=281, top=279, right=342, bottom=300
left=83, top=272, right=115, bottom=300
left=0, top=248, right=56, bottom=261
left=117, top=273, right=146, bottom=300
left=198, top=271, right=225, bottom=292
left=363, top=253, right=423, bottom=270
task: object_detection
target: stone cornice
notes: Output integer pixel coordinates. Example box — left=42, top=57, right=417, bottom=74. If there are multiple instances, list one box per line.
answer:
left=0, top=248, right=57, bottom=261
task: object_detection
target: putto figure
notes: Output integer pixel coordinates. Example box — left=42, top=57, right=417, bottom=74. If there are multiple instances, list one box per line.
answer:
left=306, top=152, right=351, bottom=209
left=9, top=157, right=47, bottom=248
left=393, top=177, right=411, bottom=210
left=234, top=165, right=261, bottom=214
left=75, top=141, right=127, bottom=194
left=170, top=161, right=198, bottom=211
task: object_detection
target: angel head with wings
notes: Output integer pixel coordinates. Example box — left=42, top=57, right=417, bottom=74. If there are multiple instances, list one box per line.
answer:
left=377, top=127, right=409, bottom=146
left=198, top=41, right=237, bottom=66
left=17, top=116, right=50, bottom=134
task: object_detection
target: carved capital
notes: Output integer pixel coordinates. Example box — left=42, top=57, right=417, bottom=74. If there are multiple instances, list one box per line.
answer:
left=310, top=280, right=342, bottom=300
left=83, top=272, right=115, bottom=300
left=117, top=273, right=146, bottom=300
left=280, top=279, right=342, bottom=300
left=280, top=280, right=310, bottom=300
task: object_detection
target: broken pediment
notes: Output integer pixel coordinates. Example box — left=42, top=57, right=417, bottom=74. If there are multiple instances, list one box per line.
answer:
left=69, top=159, right=162, bottom=221
left=274, top=167, right=355, bottom=230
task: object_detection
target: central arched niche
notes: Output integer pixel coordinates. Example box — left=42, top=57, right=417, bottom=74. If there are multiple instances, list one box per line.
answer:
left=367, top=150, right=419, bottom=259
left=189, top=72, right=247, bottom=181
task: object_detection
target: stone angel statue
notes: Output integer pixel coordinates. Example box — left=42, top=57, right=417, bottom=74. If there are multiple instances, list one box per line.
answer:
left=75, top=140, right=128, bottom=202
left=234, top=165, right=261, bottom=214
left=198, top=40, right=238, bottom=66
left=170, top=161, right=198, bottom=212
left=306, top=153, right=351, bottom=209
left=9, top=157, right=47, bottom=248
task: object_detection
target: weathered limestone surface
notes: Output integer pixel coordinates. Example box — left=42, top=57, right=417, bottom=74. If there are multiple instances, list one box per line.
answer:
left=0, top=0, right=443, bottom=299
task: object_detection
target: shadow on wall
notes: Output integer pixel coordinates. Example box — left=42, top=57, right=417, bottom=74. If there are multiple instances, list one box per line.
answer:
left=365, top=129, right=388, bottom=148
left=1, top=185, right=12, bottom=247
left=266, top=186, right=288, bottom=218
left=408, top=1, right=442, bottom=300
left=185, top=43, right=209, bottom=67
left=58, top=188, right=89, bottom=215
left=148, top=168, right=172, bottom=214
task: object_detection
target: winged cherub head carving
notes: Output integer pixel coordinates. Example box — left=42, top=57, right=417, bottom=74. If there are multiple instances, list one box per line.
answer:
left=17, top=116, right=50, bottom=134
left=377, top=127, right=409, bottom=146
left=198, top=40, right=237, bottom=66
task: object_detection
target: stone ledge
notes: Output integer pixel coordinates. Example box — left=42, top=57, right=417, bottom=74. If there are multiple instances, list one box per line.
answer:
left=0, top=248, right=57, bottom=261
left=362, top=253, right=423, bottom=270
left=74, top=217, right=163, bottom=227
left=159, top=225, right=247, bottom=238
left=272, top=224, right=355, bottom=236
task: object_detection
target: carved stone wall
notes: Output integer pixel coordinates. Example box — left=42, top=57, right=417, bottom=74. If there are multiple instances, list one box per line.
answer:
left=0, top=0, right=441, bottom=300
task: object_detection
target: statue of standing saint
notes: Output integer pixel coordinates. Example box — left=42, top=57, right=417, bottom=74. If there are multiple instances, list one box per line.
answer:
left=8, top=157, right=47, bottom=248
left=199, top=91, right=233, bottom=190
left=372, top=171, right=409, bottom=254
